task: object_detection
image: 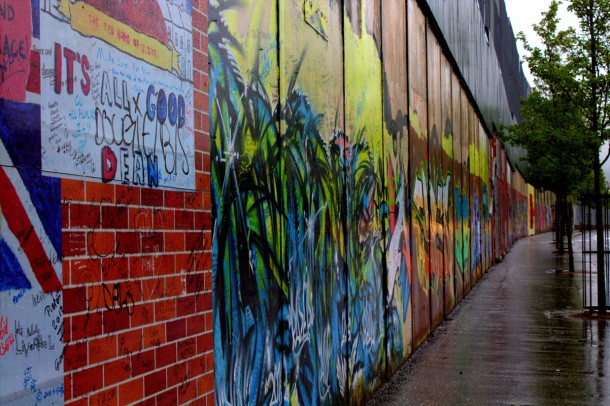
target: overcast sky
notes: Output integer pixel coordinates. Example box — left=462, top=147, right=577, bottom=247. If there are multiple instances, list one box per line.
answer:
left=504, top=0, right=579, bottom=84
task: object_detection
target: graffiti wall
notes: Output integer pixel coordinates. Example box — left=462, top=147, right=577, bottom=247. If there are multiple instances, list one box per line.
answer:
left=209, top=0, right=556, bottom=405
left=535, top=190, right=554, bottom=233
left=2, top=1, right=212, bottom=405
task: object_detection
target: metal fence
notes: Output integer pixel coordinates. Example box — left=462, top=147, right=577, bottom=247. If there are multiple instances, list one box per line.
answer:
left=578, top=204, right=610, bottom=311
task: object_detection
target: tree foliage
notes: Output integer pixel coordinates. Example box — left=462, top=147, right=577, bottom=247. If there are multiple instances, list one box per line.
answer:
left=503, top=90, right=592, bottom=198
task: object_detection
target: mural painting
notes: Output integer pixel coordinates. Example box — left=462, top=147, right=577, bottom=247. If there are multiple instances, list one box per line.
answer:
left=490, top=132, right=541, bottom=259
left=459, top=88, right=471, bottom=294
left=408, top=0, right=431, bottom=348
left=441, top=53, right=455, bottom=314
left=382, top=0, right=412, bottom=375
left=0, top=1, right=64, bottom=404
left=528, top=185, right=536, bottom=236
left=511, top=173, right=528, bottom=240
left=281, top=0, right=348, bottom=403
left=427, top=31, right=444, bottom=330
left=535, top=192, right=553, bottom=233
left=210, top=0, right=555, bottom=404
left=469, top=110, right=481, bottom=284
left=481, top=130, right=492, bottom=270
left=210, top=2, right=284, bottom=403
left=40, top=0, right=195, bottom=189
left=491, top=137, right=501, bottom=260
left=452, top=72, right=465, bottom=303
left=344, top=0, right=386, bottom=399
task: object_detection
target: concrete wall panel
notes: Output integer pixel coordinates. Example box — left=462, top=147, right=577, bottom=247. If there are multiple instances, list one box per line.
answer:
left=210, top=1, right=282, bottom=404
left=408, top=0, right=431, bottom=350
left=452, top=72, right=465, bottom=303
left=427, top=30, right=444, bottom=331
left=441, top=53, right=455, bottom=314
left=344, top=0, right=386, bottom=399
left=280, top=1, right=348, bottom=403
left=460, top=88, right=471, bottom=295
left=382, top=0, right=413, bottom=374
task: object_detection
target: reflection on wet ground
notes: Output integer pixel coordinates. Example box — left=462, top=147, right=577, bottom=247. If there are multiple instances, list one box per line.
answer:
left=368, top=233, right=608, bottom=405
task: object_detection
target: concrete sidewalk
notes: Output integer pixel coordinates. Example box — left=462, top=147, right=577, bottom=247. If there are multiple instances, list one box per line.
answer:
left=368, top=232, right=609, bottom=406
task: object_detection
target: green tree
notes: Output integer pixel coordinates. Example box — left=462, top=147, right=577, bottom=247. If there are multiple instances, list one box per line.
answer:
left=503, top=89, right=590, bottom=273
left=515, top=0, right=610, bottom=313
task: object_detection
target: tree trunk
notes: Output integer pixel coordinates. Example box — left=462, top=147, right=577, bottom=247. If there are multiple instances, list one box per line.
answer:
left=567, top=199, right=575, bottom=273
left=589, top=0, right=606, bottom=313
left=558, top=195, right=565, bottom=253
left=555, top=200, right=561, bottom=250
left=594, top=162, right=607, bottom=313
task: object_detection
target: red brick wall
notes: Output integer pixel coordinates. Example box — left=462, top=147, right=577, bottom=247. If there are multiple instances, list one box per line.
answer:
left=61, top=2, right=212, bottom=404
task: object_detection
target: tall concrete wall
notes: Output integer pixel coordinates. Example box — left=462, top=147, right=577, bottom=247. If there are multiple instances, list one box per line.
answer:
left=210, top=0, right=554, bottom=405
left=0, top=0, right=212, bottom=404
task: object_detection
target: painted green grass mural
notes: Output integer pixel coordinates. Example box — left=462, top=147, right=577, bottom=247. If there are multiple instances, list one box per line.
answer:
left=211, top=2, right=388, bottom=403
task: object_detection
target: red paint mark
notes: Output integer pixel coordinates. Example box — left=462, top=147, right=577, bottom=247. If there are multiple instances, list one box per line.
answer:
left=102, top=146, right=118, bottom=183
left=84, top=0, right=169, bottom=45
left=0, top=314, right=16, bottom=356
left=26, top=49, right=40, bottom=94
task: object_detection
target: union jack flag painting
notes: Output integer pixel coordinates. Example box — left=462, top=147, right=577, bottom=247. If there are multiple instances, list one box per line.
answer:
left=0, top=99, right=61, bottom=293
left=0, top=2, right=64, bottom=403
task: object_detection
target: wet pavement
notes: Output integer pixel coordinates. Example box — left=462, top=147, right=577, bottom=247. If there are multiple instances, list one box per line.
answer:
left=368, top=232, right=609, bottom=406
